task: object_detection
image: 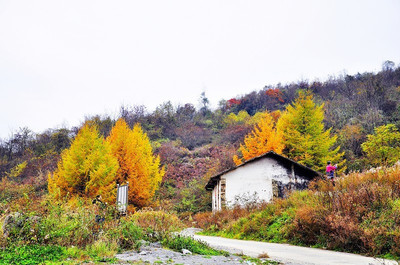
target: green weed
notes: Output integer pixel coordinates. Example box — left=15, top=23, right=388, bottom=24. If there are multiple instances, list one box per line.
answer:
left=132, top=210, right=183, bottom=241
left=106, top=217, right=144, bottom=251
left=85, top=238, right=119, bottom=262
left=0, top=245, right=66, bottom=265
left=242, top=256, right=282, bottom=265
left=162, top=235, right=229, bottom=256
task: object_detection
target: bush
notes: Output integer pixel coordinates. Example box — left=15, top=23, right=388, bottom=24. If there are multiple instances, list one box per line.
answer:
left=1, top=212, right=43, bottom=246
left=39, top=201, right=98, bottom=247
left=85, top=238, right=119, bottom=262
left=0, top=245, right=66, bottom=265
left=0, top=178, right=36, bottom=214
left=105, top=217, right=144, bottom=251
left=131, top=210, right=183, bottom=241
left=1, top=194, right=234, bottom=263
left=162, top=235, right=228, bottom=256
left=193, top=204, right=266, bottom=232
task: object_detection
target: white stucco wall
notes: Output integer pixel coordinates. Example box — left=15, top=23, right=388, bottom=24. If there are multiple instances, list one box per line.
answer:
left=212, top=180, right=222, bottom=211
left=210, top=155, right=314, bottom=211
left=223, top=157, right=299, bottom=208
left=212, top=185, right=216, bottom=210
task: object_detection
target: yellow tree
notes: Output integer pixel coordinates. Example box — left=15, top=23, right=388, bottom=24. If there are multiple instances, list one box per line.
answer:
left=107, top=119, right=164, bottom=209
left=233, top=111, right=284, bottom=165
left=361, top=124, right=400, bottom=167
left=48, top=124, right=119, bottom=204
left=277, top=91, right=345, bottom=172
left=224, top=110, right=251, bottom=125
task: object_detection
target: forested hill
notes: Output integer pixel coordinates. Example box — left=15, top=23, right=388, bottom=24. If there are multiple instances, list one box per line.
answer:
left=1, top=63, right=400, bottom=212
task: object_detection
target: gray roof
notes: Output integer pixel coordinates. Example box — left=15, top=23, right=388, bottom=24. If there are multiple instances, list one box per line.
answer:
left=205, top=151, right=321, bottom=190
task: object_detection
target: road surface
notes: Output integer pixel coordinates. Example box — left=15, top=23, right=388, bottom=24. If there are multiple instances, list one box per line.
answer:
left=182, top=229, right=398, bottom=265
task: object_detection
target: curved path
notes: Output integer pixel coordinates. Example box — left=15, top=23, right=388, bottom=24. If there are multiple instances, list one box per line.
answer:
left=183, top=229, right=398, bottom=265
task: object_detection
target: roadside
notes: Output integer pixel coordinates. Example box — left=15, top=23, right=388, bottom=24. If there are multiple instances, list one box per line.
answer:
left=116, top=241, right=274, bottom=265
left=183, top=228, right=399, bottom=265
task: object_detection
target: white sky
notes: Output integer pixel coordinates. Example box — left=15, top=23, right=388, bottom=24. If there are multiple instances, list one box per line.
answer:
left=1, top=0, right=399, bottom=139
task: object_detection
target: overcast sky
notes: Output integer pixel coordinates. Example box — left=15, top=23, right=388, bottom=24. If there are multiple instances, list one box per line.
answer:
left=1, top=0, right=399, bottom=139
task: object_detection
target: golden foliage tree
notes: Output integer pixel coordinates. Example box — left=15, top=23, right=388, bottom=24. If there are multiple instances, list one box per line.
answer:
left=277, top=91, right=345, bottom=172
left=107, top=119, right=164, bottom=209
left=233, top=111, right=284, bottom=165
left=48, top=124, right=119, bottom=204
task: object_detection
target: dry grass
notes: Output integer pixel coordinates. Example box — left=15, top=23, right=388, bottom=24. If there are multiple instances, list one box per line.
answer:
left=258, top=252, right=270, bottom=258
left=193, top=203, right=268, bottom=232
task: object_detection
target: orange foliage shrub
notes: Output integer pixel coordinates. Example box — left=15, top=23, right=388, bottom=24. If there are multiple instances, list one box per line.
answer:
left=265, top=88, right=284, bottom=103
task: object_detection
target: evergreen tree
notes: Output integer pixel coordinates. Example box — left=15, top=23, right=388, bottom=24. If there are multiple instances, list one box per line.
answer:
left=277, top=91, right=345, bottom=172
left=107, top=119, right=164, bottom=209
left=48, top=124, right=118, bottom=203
left=234, top=111, right=284, bottom=165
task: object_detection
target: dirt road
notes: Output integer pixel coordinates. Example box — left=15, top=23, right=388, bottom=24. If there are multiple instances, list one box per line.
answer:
left=183, top=229, right=398, bottom=265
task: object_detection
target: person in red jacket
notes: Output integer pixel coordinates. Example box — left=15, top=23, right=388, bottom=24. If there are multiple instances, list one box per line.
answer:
left=326, top=161, right=337, bottom=184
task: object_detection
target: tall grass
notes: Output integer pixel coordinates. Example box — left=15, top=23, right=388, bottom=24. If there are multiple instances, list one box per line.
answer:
left=132, top=210, right=183, bottom=241
left=193, top=203, right=268, bottom=233
left=162, top=235, right=228, bottom=256
left=0, top=245, right=66, bottom=265
left=0, top=190, right=186, bottom=263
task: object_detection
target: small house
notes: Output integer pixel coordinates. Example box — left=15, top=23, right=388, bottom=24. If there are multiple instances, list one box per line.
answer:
left=205, top=151, right=320, bottom=211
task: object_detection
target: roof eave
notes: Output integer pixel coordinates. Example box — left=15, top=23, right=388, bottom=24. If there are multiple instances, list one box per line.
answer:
left=204, top=151, right=321, bottom=190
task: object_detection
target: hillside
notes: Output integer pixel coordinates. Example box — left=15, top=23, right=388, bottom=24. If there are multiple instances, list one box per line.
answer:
left=1, top=64, right=400, bottom=264
left=1, top=64, right=400, bottom=212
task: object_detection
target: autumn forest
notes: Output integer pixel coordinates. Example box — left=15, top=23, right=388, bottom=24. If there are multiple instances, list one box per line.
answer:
left=2, top=62, right=400, bottom=264
left=1, top=63, right=400, bottom=213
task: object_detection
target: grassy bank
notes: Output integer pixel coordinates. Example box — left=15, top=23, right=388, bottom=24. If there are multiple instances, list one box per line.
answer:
left=0, top=189, right=225, bottom=264
left=195, top=165, right=400, bottom=260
